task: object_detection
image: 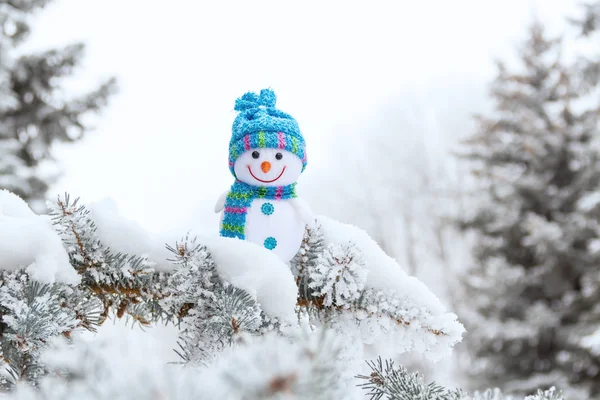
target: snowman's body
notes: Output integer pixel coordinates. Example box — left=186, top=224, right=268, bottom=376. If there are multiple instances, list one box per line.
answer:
left=216, top=148, right=313, bottom=263
left=243, top=198, right=305, bottom=262
left=217, top=194, right=310, bottom=263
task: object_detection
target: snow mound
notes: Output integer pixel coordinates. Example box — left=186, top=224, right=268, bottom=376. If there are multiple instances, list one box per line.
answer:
left=88, top=198, right=172, bottom=270
left=0, top=189, right=36, bottom=217
left=319, top=215, right=445, bottom=313
left=88, top=198, right=297, bottom=323
left=201, top=236, right=298, bottom=324
left=0, top=191, right=79, bottom=284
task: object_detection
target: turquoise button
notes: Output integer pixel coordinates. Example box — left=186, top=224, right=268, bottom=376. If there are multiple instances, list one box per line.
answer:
left=264, top=237, right=277, bottom=250
left=261, top=202, right=274, bottom=215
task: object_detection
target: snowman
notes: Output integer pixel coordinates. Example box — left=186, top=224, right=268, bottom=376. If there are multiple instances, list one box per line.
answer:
left=215, top=88, right=313, bottom=262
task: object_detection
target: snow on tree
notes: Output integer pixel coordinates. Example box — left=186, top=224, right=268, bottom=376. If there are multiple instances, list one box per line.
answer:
left=458, top=21, right=600, bottom=398
left=308, top=241, right=367, bottom=308
left=0, top=0, right=116, bottom=211
left=292, top=217, right=465, bottom=364
left=0, top=190, right=78, bottom=283
left=0, top=189, right=471, bottom=398
left=291, top=221, right=325, bottom=302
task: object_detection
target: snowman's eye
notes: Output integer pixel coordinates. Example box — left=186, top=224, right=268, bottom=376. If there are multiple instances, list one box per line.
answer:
left=252, top=151, right=260, bottom=159
left=275, top=153, right=283, bottom=160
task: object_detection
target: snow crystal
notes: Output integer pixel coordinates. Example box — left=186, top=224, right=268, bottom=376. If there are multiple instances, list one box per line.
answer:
left=0, top=191, right=79, bottom=284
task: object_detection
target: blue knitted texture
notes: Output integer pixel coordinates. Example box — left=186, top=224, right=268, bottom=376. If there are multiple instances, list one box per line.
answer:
left=220, top=180, right=297, bottom=240
left=229, top=88, right=307, bottom=175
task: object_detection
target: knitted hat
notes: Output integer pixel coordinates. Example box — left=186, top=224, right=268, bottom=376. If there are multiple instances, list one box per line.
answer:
left=229, top=88, right=307, bottom=175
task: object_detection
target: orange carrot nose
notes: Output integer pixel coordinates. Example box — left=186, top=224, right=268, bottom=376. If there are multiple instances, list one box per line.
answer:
left=261, top=161, right=271, bottom=173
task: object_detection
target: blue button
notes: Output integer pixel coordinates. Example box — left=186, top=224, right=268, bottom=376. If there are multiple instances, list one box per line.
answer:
left=261, top=202, right=274, bottom=215
left=264, top=237, right=277, bottom=250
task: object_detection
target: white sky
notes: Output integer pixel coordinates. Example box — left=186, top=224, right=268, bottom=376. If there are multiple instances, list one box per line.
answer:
left=23, top=0, right=580, bottom=232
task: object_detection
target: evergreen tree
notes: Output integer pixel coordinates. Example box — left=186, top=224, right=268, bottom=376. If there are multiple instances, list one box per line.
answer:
left=459, top=21, right=600, bottom=398
left=0, top=0, right=115, bottom=210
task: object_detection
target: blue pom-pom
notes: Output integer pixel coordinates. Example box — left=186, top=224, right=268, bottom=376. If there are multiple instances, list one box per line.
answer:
left=234, top=91, right=260, bottom=112
left=259, top=88, right=276, bottom=108
left=234, top=89, right=277, bottom=112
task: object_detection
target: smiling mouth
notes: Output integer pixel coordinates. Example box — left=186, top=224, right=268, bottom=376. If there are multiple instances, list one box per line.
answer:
left=248, top=166, right=286, bottom=183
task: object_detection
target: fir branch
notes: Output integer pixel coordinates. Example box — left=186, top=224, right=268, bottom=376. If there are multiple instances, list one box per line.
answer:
left=48, top=194, right=170, bottom=325
left=357, top=357, right=457, bottom=400
left=293, top=229, right=450, bottom=337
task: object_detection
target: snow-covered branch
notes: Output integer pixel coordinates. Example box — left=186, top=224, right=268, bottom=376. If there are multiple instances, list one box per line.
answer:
left=2, top=189, right=468, bottom=396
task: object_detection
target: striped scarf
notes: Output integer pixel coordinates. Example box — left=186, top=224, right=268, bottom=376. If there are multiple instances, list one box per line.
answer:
left=220, top=180, right=297, bottom=240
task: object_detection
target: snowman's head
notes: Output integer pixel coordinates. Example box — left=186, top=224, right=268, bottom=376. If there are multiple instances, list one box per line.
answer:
left=234, top=148, right=303, bottom=186
left=228, top=89, right=307, bottom=184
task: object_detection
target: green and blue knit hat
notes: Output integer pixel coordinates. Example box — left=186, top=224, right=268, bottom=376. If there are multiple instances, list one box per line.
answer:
left=229, top=88, right=307, bottom=176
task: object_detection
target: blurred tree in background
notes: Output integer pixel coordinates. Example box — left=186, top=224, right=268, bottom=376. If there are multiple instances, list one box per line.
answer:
left=571, top=1, right=600, bottom=94
left=459, top=21, right=600, bottom=399
left=0, top=0, right=115, bottom=211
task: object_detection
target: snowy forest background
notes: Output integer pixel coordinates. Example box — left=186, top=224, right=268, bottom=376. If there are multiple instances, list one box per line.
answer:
left=3, top=0, right=600, bottom=399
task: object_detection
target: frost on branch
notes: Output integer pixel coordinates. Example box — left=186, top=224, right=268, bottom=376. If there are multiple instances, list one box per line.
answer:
left=47, top=194, right=284, bottom=365
left=523, top=388, right=565, bottom=400
left=8, top=331, right=205, bottom=400
left=291, top=221, right=325, bottom=301
left=0, top=192, right=101, bottom=389
left=309, top=241, right=367, bottom=307
left=0, top=271, right=100, bottom=389
left=1, top=190, right=564, bottom=399
left=47, top=194, right=169, bottom=325
left=162, top=235, right=264, bottom=364
left=3, top=329, right=566, bottom=400
left=356, top=358, right=565, bottom=400
left=5, top=327, right=346, bottom=400
left=357, top=357, right=464, bottom=400
left=292, top=217, right=465, bottom=361
left=203, top=330, right=347, bottom=399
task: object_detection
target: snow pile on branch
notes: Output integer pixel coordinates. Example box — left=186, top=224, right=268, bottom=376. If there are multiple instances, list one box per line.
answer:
left=202, top=236, right=297, bottom=324
left=87, top=198, right=171, bottom=269
left=58, top=196, right=464, bottom=361
left=0, top=190, right=79, bottom=284
left=319, top=215, right=444, bottom=309
left=87, top=197, right=297, bottom=323
left=310, top=216, right=465, bottom=361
